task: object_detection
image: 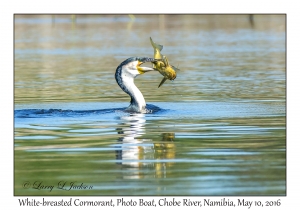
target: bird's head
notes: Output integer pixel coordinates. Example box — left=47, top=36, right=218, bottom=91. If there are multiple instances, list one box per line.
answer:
left=118, top=57, right=159, bottom=78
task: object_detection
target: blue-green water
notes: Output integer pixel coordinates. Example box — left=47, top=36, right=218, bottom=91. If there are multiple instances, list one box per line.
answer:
left=14, top=14, right=286, bottom=195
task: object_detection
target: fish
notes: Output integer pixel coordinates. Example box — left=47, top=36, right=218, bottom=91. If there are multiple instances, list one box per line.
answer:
left=158, top=55, right=177, bottom=88
left=150, top=37, right=179, bottom=88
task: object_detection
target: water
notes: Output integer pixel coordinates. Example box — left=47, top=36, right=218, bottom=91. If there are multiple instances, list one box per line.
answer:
left=14, top=14, right=286, bottom=196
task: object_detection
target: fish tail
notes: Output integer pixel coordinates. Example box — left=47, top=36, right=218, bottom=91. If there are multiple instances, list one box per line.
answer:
left=150, top=37, right=163, bottom=51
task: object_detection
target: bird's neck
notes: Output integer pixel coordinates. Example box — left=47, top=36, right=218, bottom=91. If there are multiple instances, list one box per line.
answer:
left=121, top=77, right=146, bottom=113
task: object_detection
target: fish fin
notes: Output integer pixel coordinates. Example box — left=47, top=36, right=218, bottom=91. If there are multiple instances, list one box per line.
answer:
left=171, top=65, right=180, bottom=71
left=150, top=37, right=163, bottom=51
left=158, top=77, right=168, bottom=88
left=162, top=55, right=169, bottom=66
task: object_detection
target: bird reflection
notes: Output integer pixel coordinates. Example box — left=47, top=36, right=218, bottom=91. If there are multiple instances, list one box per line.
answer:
left=115, top=114, right=175, bottom=179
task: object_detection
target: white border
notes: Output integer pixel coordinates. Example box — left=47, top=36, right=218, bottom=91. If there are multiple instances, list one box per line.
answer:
left=2, top=0, right=298, bottom=208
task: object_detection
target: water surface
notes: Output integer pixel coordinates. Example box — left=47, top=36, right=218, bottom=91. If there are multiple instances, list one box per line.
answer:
left=14, top=14, right=286, bottom=196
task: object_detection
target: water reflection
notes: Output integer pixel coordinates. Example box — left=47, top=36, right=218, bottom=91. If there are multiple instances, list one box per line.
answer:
left=115, top=114, right=175, bottom=179
left=14, top=14, right=285, bottom=195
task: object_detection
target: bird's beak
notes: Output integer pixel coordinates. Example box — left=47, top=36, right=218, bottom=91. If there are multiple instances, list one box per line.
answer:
left=137, top=61, right=155, bottom=74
